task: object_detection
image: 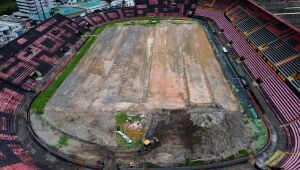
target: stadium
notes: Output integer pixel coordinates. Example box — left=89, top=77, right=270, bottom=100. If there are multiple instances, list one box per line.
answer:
left=0, top=0, right=299, bottom=170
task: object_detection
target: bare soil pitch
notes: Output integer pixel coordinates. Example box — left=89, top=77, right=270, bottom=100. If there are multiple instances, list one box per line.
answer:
left=31, top=20, right=251, bottom=166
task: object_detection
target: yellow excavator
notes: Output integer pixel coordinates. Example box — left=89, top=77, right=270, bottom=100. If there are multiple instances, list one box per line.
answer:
left=137, top=137, right=160, bottom=155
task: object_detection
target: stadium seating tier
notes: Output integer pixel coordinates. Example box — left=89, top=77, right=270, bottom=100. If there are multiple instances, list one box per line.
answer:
left=194, top=4, right=300, bottom=169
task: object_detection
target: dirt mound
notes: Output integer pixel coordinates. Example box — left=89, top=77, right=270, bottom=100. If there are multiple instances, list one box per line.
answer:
left=190, top=108, right=252, bottom=160
left=136, top=108, right=252, bottom=165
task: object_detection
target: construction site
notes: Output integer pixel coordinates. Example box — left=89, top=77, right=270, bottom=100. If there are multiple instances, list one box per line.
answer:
left=30, top=19, right=254, bottom=167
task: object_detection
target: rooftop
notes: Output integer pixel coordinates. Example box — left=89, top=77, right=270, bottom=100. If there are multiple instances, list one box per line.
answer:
left=56, top=6, right=85, bottom=15
left=0, top=15, right=27, bottom=23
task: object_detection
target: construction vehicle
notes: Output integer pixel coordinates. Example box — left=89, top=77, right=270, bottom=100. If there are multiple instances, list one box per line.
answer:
left=137, top=137, right=160, bottom=155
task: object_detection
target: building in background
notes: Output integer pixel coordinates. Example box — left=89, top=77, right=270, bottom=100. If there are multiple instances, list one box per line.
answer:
left=0, top=15, right=26, bottom=47
left=111, top=0, right=135, bottom=8
left=55, top=0, right=110, bottom=18
left=13, top=0, right=57, bottom=22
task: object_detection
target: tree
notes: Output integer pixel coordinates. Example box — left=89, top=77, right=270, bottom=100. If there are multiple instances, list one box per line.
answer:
left=0, top=0, right=18, bottom=15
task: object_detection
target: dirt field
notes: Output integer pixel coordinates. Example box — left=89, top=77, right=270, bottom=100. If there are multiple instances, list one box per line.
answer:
left=31, top=20, right=251, bottom=166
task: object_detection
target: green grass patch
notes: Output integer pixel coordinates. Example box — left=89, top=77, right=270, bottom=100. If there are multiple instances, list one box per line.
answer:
left=115, top=112, right=128, bottom=125
left=142, top=161, right=161, bottom=168
left=238, top=148, right=249, bottom=156
left=227, top=154, right=235, bottom=160
left=58, top=135, right=69, bottom=147
left=123, top=21, right=136, bottom=26
left=115, top=112, right=142, bottom=126
left=207, top=115, right=212, bottom=122
left=107, top=22, right=118, bottom=28
left=133, top=138, right=143, bottom=148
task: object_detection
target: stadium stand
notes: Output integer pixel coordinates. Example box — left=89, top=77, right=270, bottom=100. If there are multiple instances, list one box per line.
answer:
left=0, top=14, right=90, bottom=170
left=222, top=1, right=300, bottom=95
left=0, top=0, right=299, bottom=169
left=74, top=0, right=197, bottom=28
left=0, top=80, right=39, bottom=169
left=134, top=0, right=197, bottom=17
left=0, top=14, right=88, bottom=92
left=194, top=0, right=300, bottom=168
left=0, top=83, right=24, bottom=114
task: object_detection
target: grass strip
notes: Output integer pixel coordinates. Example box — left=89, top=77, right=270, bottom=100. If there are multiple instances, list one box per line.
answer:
left=31, top=25, right=107, bottom=115
left=58, top=134, right=69, bottom=147
left=31, top=17, right=186, bottom=115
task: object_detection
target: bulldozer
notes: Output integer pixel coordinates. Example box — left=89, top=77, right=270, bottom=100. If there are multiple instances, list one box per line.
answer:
left=137, top=137, right=160, bottom=155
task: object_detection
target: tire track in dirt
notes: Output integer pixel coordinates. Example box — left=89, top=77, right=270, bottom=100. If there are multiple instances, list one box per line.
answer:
left=195, top=26, right=239, bottom=111
left=190, top=25, right=215, bottom=105
left=92, top=27, right=132, bottom=105
left=140, top=28, right=154, bottom=103
left=165, top=25, right=187, bottom=108
left=147, top=25, right=187, bottom=109
left=176, top=25, right=190, bottom=106
left=118, top=27, right=153, bottom=104
left=147, top=25, right=167, bottom=108
left=177, top=24, right=213, bottom=106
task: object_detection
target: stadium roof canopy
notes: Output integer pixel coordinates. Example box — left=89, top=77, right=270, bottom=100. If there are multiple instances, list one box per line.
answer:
left=254, top=0, right=300, bottom=28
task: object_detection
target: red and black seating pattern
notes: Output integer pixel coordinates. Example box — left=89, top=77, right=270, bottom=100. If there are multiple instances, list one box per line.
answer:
left=135, top=0, right=197, bottom=17
left=0, top=81, right=24, bottom=114
left=0, top=81, right=40, bottom=170
left=0, top=14, right=89, bottom=169
left=75, top=8, right=137, bottom=29
left=0, top=14, right=87, bottom=92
